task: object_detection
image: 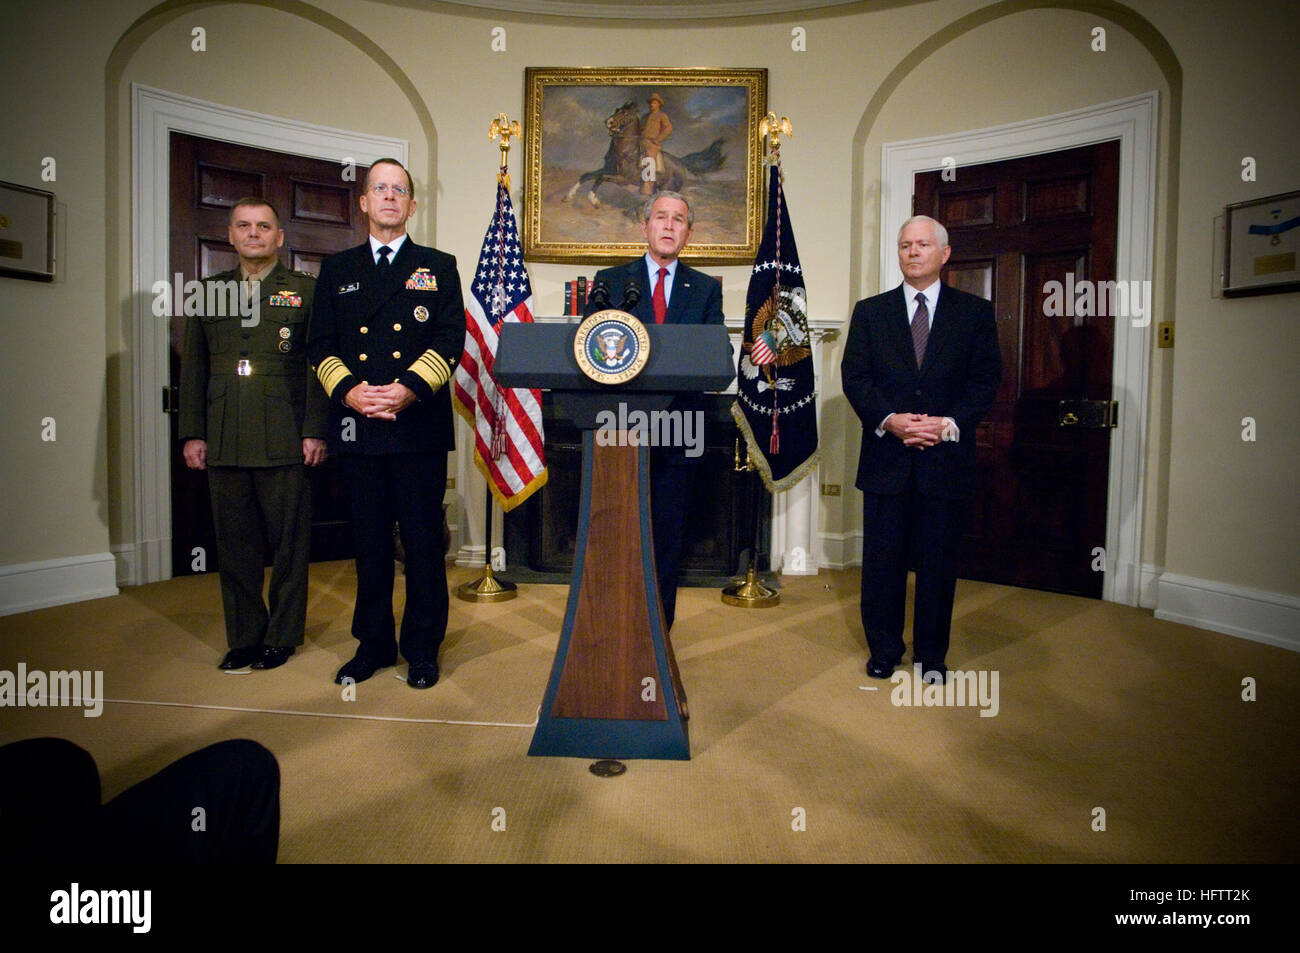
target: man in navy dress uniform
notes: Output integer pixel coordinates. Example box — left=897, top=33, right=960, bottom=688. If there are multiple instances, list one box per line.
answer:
left=307, top=158, right=464, bottom=689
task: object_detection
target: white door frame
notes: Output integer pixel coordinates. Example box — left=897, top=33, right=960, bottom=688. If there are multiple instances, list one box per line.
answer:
left=880, top=92, right=1158, bottom=606
left=127, top=84, right=407, bottom=584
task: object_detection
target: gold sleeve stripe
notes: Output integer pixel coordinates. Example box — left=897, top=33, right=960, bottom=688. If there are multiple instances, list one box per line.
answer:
left=317, top=356, right=352, bottom=395
left=410, top=350, right=451, bottom=390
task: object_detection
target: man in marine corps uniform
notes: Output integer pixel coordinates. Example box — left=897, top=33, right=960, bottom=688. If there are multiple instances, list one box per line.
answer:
left=180, top=197, right=328, bottom=671
left=306, top=158, right=464, bottom=690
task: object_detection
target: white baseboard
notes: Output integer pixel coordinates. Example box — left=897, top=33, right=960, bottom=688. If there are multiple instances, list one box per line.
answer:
left=456, top=544, right=486, bottom=569
left=0, top=553, right=120, bottom=616
left=819, top=531, right=862, bottom=570
left=112, top=543, right=139, bottom=587
left=1155, top=572, right=1300, bottom=652
left=1138, top=562, right=1163, bottom=610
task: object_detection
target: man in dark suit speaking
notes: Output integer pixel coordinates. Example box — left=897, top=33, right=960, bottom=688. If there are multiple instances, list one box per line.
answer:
left=841, top=215, right=1001, bottom=683
left=586, top=191, right=724, bottom=630
left=307, top=158, right=464, bottom=689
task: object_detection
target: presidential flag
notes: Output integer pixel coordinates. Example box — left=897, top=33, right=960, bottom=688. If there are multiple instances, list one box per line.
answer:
left=732, top=165, right=818, bottom=491
left=453, top=181, right=546, bottom=510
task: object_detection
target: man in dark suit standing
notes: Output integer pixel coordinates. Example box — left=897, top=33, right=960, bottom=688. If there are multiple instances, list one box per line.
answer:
left=307, top=158, right=464, bottom=689
left=586, top=191, right=724, bottom=630
left=180, top=198, right=328, bottom=671
left=841, top=215, right=1001, bottom=683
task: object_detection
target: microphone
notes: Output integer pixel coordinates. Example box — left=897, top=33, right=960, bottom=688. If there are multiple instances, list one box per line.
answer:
left=587, top=279, right=611, bottom=312
left=620, top=278, right=641, bottom=312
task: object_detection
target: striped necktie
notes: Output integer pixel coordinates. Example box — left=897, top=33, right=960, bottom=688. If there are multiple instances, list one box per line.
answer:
left=911, top=292, right=930, bottom=367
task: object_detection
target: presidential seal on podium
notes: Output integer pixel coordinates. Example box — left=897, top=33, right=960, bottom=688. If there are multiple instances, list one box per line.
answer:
left=574, top=309, right=651, bottom=384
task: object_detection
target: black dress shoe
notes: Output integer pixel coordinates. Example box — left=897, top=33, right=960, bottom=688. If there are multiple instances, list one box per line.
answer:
left=407, top=661, right=439, bottom=689
left=251, top=645, right=295, bottom=670
left=920, top=665, right=947, bottom=685
left=334, top=654, right=394, bottom=685
left=866, top=657, right=900, bottom=679
left=219, top=646, right=259, bottom=670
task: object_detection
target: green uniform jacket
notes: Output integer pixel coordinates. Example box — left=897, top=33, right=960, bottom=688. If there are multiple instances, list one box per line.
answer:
left=179, top=262, right=328, bottom=467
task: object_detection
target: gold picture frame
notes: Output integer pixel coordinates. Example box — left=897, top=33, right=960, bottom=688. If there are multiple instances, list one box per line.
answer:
left=523, top=67, right=767, bottom=264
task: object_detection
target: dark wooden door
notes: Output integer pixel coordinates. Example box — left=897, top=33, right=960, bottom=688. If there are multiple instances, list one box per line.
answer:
left=168, top=133, right=368, bottom=577
left=914, top=141, right=1119, bottom=597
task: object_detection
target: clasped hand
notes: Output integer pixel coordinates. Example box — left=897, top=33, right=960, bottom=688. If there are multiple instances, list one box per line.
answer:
left=345, top=382, right=416, bottom=421
left=886, top=412, right=946, bottom=449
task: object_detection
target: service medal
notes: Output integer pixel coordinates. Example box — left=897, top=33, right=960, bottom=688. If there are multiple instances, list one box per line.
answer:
left=405, top=269, right=438, bottom=291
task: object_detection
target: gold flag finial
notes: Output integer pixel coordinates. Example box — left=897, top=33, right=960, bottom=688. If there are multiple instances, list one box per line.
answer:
left=489, top=112, right=522, bottom=187
left=759, top=112, right=793, bottom=164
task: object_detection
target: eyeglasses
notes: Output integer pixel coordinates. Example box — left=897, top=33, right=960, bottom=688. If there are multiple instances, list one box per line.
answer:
left=368, top=183, right=409, bottom=197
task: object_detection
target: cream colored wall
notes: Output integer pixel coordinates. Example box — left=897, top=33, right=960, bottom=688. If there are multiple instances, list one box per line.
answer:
left=831, top=6, right=1172, bottom=566
left=1145, top=0, right=1300, bottom=594
left=0, top=1, right=143, bottom=566
left=1, top=0, right=1295, bottom=607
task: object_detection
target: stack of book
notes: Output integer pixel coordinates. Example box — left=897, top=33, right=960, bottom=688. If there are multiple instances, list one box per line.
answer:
left=564, top=276, right=592, bottom=316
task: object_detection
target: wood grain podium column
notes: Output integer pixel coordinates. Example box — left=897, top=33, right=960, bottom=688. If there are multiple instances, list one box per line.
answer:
left=528, top=430, right=690, bottom=760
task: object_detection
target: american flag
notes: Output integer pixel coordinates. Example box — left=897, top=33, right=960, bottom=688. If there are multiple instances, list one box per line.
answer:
left=452, top=181, right=547, bottom=511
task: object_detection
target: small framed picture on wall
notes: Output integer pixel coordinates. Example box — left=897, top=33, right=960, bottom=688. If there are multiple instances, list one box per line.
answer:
left=0, top=180, right=56, bottom=282
left=1223, top=189, right=1300, bottom=297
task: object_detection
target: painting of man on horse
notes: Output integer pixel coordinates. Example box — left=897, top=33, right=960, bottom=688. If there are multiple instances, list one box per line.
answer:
left=525, top=70, right=765, bottom=261
left=563, top=96, right=727, bottom=209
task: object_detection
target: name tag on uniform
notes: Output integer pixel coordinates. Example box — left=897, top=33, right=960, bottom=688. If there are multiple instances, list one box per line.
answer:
left=268, top=291, right=302, bottom=307
left=406, top=267, right=437, bottom=291
left=339, top=282, right=360, bottom=294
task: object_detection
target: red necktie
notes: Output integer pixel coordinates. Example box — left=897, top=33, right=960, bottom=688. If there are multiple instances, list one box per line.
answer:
left=653, top=267, right=667, bottom=324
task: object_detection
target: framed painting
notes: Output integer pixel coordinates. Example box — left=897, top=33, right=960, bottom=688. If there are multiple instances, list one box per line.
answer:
left=0, top=180, right=56, bottom=281
left=1223, top=189, right=1300, bottom=297
left=523, top=67, right=766, bottom=264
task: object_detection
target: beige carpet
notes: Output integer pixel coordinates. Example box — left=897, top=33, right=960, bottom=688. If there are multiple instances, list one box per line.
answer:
left=1, top=562, right=1295, bottom=863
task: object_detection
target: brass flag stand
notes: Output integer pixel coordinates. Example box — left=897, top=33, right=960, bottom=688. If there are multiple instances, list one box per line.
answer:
left=721, top=440, right=779, bottom=607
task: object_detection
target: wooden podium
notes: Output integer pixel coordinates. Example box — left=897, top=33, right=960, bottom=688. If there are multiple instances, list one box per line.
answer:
left=495, top=320, right=734, bottom=760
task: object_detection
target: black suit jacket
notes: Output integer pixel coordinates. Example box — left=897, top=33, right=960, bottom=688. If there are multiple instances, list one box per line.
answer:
left=307, top=239, right=464, bottom=455
left=587, top=257, right=725, bottom=465
left=586, top=258, right=724, bottom=327
left=841, top=283, right=1001, bottom=499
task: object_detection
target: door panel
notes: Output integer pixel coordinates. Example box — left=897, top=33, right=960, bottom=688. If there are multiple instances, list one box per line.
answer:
left=914, top=141, right=1119, bottom=597
left=168, top=132, right=369, bottom=577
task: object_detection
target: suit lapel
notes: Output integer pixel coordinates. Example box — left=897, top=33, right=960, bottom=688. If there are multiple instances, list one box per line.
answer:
left=665, top=262, right=692, bottom=324
left=627, top=260, right=654, bottom=323
left=889, top=286, right=919, bottom=376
